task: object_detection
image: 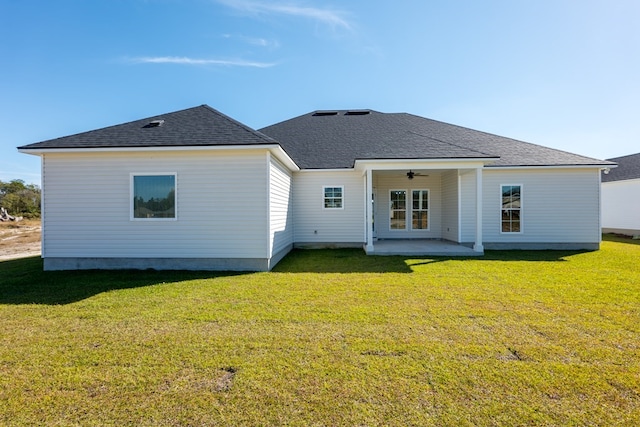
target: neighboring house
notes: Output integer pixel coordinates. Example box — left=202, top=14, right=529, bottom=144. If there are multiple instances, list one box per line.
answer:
left=18, top=105, right=614, bottom=271
left=601, top=153, right=640, bottom=235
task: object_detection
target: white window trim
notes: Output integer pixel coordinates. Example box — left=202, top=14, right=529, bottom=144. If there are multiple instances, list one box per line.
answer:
left=411, top=189, right=430, bottom=232
left=389, top=189, right=431, bottom=232
left=500, top=183, right=523, bottom=234
left=322, top=185, right=344, bottom=210
left=130, top=173, right=178, bottom=221
left=389, top=189, right=408, bottom=231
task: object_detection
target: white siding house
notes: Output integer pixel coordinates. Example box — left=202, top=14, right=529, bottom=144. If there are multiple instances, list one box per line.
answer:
left=601, top=153, right=640, bottom=235
left=19, top=105, right=613, bottom=271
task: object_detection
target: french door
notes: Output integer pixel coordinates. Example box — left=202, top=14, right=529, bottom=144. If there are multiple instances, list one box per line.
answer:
left=389, top=189, right=429, bottom=231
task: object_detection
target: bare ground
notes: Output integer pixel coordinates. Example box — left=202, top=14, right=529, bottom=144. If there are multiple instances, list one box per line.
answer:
left=0, top=219, right=41, bottom=261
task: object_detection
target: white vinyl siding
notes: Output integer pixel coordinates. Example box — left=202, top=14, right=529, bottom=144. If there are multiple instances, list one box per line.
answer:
left=441, top=170, right=459, bottom=241
left=601, top=178, right=640, bottom=233
left=269, top=155, right=293, bottom=256
left=480, top=168, right=601, bottom=243
left=41, top=150, right=271, bottom=259
left=293, top=171, right=364, bottom=243
left=459, top=170, right=477, bottom=243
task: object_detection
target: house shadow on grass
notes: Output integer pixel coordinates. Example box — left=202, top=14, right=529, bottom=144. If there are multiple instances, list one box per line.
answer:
left=272, top=248, right=591, bottom=273
left=0, top=256, right=246, bottom=305
left=2, top=248, right=592, bottom=304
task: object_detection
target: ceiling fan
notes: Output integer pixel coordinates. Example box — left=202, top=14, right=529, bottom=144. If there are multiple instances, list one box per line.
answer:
left=406, top=170, right=428, bottom=180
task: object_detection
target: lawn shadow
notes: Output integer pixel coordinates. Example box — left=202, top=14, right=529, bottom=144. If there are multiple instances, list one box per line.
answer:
left=2, top=248, right=594, bottom=304
left=0, top=256, right=248, bottom=305
left=274, top=248, right=592, bottom=273
left=272, top=249, right=414, bottom=273
left=602, top=233, right=640, bottom=246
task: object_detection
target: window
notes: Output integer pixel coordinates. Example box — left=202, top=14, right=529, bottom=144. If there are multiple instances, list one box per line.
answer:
left=412, top=190, right=429, bottom=229
left=390, top=189, right=429, bottom=231
left=131, top=174, right=176, bottom=220
left=501, top=185, right=521, bottom=232
left=390, top=190, right=407, bottom=230
left=323, top=186, right=343, bottom=209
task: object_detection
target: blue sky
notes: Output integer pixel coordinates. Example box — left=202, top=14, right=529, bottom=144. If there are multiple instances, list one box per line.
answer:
left=2, top=0, right=638, bottom=185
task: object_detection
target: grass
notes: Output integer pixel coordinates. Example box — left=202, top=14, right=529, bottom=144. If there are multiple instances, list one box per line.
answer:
left=1, top=236, right=639, bottom=426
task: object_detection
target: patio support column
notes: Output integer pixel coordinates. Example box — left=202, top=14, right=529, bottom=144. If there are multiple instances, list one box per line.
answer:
left=474, top=166, right=484, bottom=252
left=365, top=168, right=374, bottom=253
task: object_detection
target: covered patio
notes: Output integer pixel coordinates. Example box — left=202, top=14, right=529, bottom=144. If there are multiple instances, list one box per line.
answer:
left=357, top=159, right=493, bottom=257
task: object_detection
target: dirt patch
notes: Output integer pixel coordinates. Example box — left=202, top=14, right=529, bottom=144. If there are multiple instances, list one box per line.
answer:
left=0, top=220, right=41, bottom=261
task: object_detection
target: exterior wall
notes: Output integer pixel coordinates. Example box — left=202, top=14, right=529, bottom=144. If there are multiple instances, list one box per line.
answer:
left=373, top=173, right=443, bottom=240
left=440, top=170, right=459, bottom=242
left=469, top=168, right=601, bottom=248
left=292, top=170, right=364, bottom=245
left=268, top=155, right=294, bottom=266
left=41, top=150, right=273, bottom=268
left=601, top=178, right=640, bottom=234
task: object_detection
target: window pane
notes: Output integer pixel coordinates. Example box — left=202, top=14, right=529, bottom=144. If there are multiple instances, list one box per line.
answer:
left=412, top=211, right=428, bottom=229
left=390, top=190, right=407, bottom=230
left=501, top=185, right=521, bottom=232
left=133, top=175, right=175, bottom=219
left=324, top=187, right=343, bottom=209
left=391, top=211, right=406, bottom=229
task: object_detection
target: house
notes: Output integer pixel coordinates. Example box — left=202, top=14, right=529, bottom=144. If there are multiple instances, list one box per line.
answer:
left=18, top=105, right=614, bottom=271
left=601, top=153, right=640, bottom=235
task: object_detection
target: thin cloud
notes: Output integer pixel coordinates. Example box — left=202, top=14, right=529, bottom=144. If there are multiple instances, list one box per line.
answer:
left=217, top=0, right=353, bottom=31
left=246, top=37, right=280, bottom=49
left=130, top=56, right=276, bottom=68
left=223, top=33, right=281, bottom=49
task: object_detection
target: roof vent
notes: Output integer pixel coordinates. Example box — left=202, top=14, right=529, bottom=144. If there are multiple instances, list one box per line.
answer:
left=312, top=111, right=338, bottom=117
left=143, top=119, right=164, bottom=128
left=345, top=110, right=370, bottom=116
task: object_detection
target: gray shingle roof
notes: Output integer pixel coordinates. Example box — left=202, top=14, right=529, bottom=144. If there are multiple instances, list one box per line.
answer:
left=259, top=110, right=613, bottom=169
left=18, top=105, right=277, bottom=150
left=19, top=105, right=613, bottom=171
left=602, top=153, right=640, bottom=182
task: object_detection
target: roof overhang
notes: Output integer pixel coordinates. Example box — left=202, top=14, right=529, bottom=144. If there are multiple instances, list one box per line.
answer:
left=354, top=157, right=499, bottom=172
left=18, top=144, right=300, bottom=172
left=485, top=164, right=616, bottom=170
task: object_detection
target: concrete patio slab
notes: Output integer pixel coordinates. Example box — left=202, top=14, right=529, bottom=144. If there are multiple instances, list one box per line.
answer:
left=368, top=239, right=481, bottom=257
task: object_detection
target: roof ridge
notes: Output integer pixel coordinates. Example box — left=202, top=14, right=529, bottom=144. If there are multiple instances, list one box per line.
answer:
left=199, top=104, right=277, bottom=144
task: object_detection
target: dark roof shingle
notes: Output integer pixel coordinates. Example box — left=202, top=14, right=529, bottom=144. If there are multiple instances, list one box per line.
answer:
left=259, top=110, right=612, bottom=169
left=20, top=105, right=613, bottom=171
left=19, top=105, right=277, bottom=150
left=602, top=153, right=640, bottom=182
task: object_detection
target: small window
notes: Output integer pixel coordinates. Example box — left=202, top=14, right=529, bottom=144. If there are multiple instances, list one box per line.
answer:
left=132, top=174, right=176, bottom=220
left=323, top=186, right=344, bottom=209
left=501, top=185, right=521, bottom=233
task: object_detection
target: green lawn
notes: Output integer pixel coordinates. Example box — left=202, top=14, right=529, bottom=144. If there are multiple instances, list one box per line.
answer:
left=1, top=236, right=639, bottom=426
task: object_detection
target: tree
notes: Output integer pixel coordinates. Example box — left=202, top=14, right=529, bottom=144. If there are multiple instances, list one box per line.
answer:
left=0, top=179, right=41, bottom=218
